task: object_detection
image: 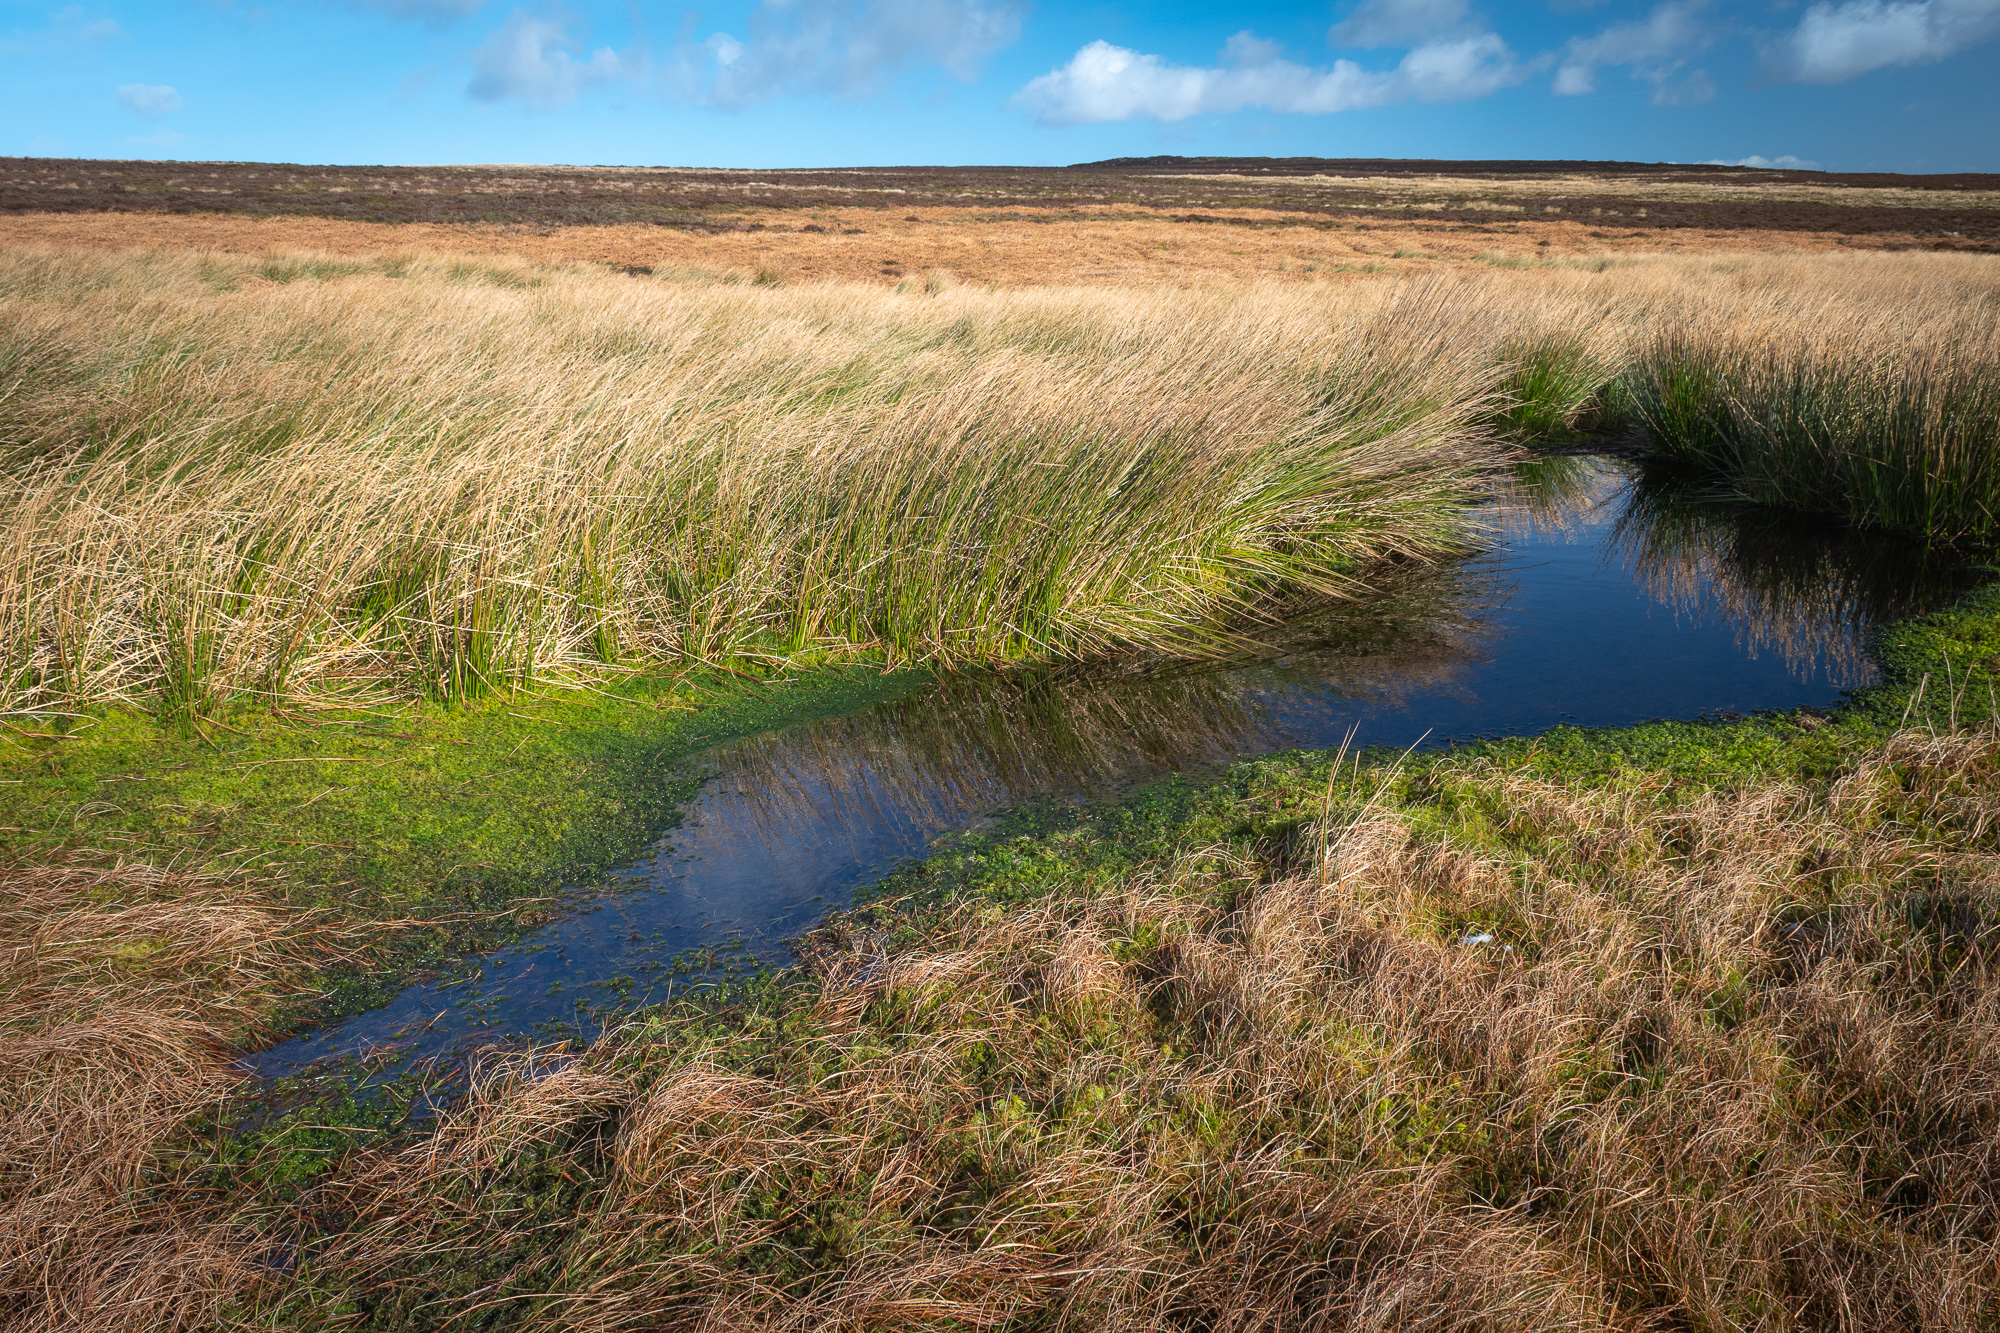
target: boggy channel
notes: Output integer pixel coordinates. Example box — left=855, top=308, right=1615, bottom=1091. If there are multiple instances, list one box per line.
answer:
left=250, top=455, right=1978, bottom=1078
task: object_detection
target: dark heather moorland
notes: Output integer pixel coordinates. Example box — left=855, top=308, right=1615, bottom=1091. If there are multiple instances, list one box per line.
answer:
left=3, top=155, right=1998, bottom=246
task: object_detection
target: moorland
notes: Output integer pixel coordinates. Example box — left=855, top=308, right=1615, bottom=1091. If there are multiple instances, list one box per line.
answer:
left=4, top=154, right=1997, bottom=287
left=5, top=158, right=2000, bottom=1332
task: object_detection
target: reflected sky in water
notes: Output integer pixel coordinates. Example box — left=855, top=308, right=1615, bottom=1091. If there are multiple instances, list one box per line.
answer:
left=250, top=457, right=1976, bottom=1077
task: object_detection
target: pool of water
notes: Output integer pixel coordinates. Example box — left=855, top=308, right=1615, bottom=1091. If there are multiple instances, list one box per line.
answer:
left=248, top=457, right=1975, bottom=1077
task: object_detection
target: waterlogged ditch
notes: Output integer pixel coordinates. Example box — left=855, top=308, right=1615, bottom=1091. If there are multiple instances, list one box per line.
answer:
left=249, top=455, right=1977, bottom=1079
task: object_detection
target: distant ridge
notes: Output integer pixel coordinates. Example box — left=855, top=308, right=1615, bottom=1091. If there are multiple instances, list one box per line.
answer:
left=1066, top=155, right=2000, bottom=192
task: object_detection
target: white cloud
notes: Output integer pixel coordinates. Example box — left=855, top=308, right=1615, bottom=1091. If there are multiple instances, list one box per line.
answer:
left=1554, top=1, right=1713, bottom=102
left=1010, top=31, right=1528, bottom=126
left=1705, top=153, right=1823, bottom=169
left=1, top=5, right=123, bottom=55
left=467, top=9, right=637, bottom=109
left=1772, top=0, right=2000, bottom=81
left=662, top=0, right=1024, bottom=108
left=116, top=83, right=182, bottom=118
left=1329, top=0, right=1475, bottom=47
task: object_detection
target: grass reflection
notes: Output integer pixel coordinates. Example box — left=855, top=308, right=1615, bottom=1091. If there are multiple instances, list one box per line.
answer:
left=1611, top=467, right=1976, bottom=686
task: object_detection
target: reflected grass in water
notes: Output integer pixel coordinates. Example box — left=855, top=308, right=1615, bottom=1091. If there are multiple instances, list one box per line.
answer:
left=1612, top=469, right=1978, bottom=687
left=708, top=559, right=1507, bottom=853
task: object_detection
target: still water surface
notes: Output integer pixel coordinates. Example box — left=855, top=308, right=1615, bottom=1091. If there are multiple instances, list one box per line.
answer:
left=250, top=457, right=1974, bottom=1076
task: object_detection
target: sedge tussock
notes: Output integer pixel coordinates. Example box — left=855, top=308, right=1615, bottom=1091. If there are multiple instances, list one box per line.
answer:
left=187, top=726, right=2000, bottom=1331
left=0, top=247, right=1510, bottom=714
left=0, top=859, right=346, bottom=1332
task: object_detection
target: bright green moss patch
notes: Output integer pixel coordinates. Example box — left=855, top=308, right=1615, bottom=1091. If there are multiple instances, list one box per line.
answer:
left=0, top=665, right=924, bottom=1009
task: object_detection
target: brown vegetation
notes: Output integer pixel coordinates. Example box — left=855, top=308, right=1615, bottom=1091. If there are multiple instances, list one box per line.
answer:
left=2, top=154, right=1995, bottom=290
left=1, top=204, right=1960, bottom=289
left=26, top=724, right=1996, bottom=1330
left=4, top=156, right=1995, bottom=238
left=0, top=860, right=338, bottom=1332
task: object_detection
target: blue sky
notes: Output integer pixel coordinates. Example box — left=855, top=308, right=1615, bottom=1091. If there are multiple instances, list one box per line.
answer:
left=3, top=0, right=1996, bottom=171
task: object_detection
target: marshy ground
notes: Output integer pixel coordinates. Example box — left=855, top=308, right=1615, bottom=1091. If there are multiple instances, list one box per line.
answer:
left=5, top=158, right=2000, bottom=1330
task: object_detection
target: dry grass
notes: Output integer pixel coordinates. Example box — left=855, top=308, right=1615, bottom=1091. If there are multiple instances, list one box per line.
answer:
left=4, top=244, right=1998, bottom=718
left=180, top=725, right=2000, bottom=1331
left=0, top=860, right=341, bottom=1332
left=0, top=245, right=1510, bottom=714
left=0, top=202, right=1981, bottom=291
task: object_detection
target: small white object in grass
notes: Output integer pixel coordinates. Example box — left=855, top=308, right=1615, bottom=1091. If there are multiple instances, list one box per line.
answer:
left=1461, top=932, right=1494, bottom=946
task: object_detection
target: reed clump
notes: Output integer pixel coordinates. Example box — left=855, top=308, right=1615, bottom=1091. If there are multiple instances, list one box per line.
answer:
left=0, top=248, right=1507, bottom=716
left=1613, top=256, right=2000, bottom=543
left=199, top=725, right=2000, bottom=1331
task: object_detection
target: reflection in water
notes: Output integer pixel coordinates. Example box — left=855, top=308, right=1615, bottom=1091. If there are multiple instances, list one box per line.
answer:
left=1610, top=472, right=1973, bottom=687
left=250, top=457, right=1977, bottom=1077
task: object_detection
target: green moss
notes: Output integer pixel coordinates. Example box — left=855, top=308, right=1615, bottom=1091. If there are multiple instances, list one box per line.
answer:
left=0, top=665, right=925, bottom=1015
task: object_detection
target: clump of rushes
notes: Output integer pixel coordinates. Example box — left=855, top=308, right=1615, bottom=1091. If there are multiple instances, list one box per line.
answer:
left=1486, top=330, right=1615, bottom=442
left=188, top=727, right=2000, bottom=1330
left=1624, top=312, right=2000, bottom=545
left=0, top=248, right=1506, bottom=717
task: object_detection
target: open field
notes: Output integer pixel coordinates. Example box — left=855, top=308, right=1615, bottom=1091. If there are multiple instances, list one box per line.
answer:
left=3, top=156, right=1997, bottom=289
left=7, top=156, right=1997, bottom=236
left=6, top=191, right=2000, bottom=1329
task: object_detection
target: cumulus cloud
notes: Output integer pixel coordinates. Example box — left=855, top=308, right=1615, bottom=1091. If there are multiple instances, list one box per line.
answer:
left=1706, top=153, right=1823, bottom=168
left=1329, top=0, right=1475, bottom=47
left=116, top=83, right=182, bottom=118
left=467, top=9, right=637, bottom=109
left=1772, top=0, right=2000, bottom=81
left=1554, top=1, right=1713, bottom=102
left=1010, top=30, right=1527, bottom=125
left=662, top=0, right=1024, bottom=108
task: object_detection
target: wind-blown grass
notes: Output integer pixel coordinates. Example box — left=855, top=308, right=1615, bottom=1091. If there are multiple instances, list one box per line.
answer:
left=1617, top=259, right=2000, bottom=543
left=6, top=247, right=1999, bottom=721
left=0, top=248, right=1510, bottom=715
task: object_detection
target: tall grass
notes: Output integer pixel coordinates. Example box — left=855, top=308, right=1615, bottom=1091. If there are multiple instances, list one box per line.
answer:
left=0, top=248, right=1510, bottom=716
left=5, top=247, right=1998, bottom=719
left=1614, top=257, right=2000, bottom=543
